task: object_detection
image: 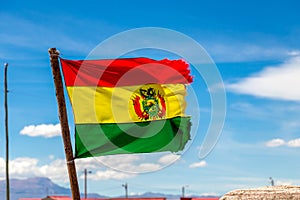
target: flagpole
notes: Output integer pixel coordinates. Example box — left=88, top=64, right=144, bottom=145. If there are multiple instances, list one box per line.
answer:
left=48, top=48, right=81, bottom=200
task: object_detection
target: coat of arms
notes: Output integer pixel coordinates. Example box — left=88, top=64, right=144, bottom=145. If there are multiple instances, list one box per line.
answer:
left=132, top=85, right=166, bottom=121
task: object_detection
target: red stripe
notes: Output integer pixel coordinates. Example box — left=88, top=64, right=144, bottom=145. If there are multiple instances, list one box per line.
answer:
left=60, top=57, right=193, bottom=87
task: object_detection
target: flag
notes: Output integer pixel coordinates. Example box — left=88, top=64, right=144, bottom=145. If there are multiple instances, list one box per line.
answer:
left=60, top=57, right=193, bottom=158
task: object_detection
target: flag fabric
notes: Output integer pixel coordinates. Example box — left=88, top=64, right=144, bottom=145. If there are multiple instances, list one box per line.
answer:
left=60, top=57, right=193, bottom=158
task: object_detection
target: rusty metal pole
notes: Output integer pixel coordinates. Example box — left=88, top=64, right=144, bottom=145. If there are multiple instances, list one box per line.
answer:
left=48, top=48, right=81, bottom=200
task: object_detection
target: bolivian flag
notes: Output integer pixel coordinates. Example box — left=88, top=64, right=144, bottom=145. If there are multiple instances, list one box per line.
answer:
left=60, top=57, right=193, bottom=158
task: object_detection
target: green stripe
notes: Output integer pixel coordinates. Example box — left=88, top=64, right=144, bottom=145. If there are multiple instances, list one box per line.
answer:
left=75, top=116, right=191, bottom=158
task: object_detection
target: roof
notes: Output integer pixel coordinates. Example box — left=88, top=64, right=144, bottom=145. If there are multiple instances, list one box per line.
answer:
left=105, top=198, right=166, bottom=200
left=35, top=197, right=167, bottom=200
left=21, top=197, right=218, bottom=200
left=181, top=198, right=219, bottom=200
left=41, top=196, right=72, bottom=200
left=19, top=198, right=42, bottom=200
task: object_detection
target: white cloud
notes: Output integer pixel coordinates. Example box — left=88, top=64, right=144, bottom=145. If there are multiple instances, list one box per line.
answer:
left=129, top=192, right=143, bottom=196
left=265, top=138, right=300, bottom=148
left=0, top=157, right=68, bottom=182
left=189, top=160, right=207, bottom=168
left=276, top=180, right=293, bottom=185
left=158, top=154, right=180, bottom=165
left=227, top=56, right=300, bottom=102
left=89, top=170, right=134, bottom=181
left=265, top=138, right=286, bottom=147
left=137, top=163, right=161, bottom=171
left=0, top=156, right=138, bottom=183
left=39, top=159, right=69, bottom=182
left=20, top=123, right=61, bottom=138
left=288, top=50, right=300, bottom=56
left=287, top=138, right=300, bottom=147
left=76, top=154, right=177, bottom=173
left=75, top=157, right=138, bottom=180
left=200, top=192, right=220, bottom=197
left=75, top=155, right=164, bottom=178
left=96, top=154, right=140, bottom=167
left=9, top=157, right=40, bottom=178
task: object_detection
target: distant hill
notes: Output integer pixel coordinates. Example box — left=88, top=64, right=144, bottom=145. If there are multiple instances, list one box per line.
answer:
left=129, top=192, right=181, bottom=199
left=0, top=177, right=103, bottom=200
left=0, top=177, right=219, bottom=200
left=128, top=191, right=219, bottom=200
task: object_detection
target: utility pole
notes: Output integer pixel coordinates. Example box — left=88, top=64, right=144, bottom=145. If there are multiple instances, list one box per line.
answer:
left=84, top=169, right=92, bottom=199
left=4, top=63, right=9, bottom=200
left=122, top=183, right=128, bottom=198
left=182, top=185, right=188, bottom=197
left=269, top=177, right=274, bottom=186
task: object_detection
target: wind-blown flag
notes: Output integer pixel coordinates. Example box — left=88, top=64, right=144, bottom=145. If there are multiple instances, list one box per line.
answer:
left=60, top=57, right=193, bottom=158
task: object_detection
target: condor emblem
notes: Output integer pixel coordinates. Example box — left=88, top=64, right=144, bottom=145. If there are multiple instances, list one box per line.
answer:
left=131, top=85, right=166, bottom=121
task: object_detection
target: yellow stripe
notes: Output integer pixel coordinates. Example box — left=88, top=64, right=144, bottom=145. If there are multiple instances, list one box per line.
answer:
left=67, top=84, right=187, bottom=124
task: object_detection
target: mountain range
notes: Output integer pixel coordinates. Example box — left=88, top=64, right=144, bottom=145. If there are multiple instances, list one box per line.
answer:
left=0, top=177, right=103, bottom=200
left=0, top=177, right=218, bottom=200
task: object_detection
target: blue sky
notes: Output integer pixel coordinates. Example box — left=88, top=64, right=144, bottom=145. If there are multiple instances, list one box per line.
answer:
left=1, top=0, right=300, bottom=197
